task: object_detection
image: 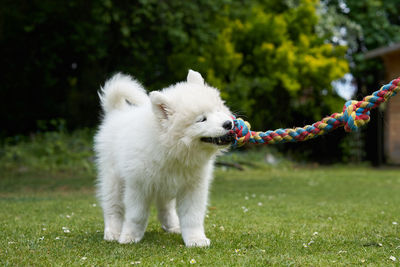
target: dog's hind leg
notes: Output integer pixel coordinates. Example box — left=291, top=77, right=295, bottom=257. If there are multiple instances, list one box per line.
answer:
left=98, top=169, right=124, bottom=242
left=156, top=198, right=181, bottom=234
left=118, top=184, right=151, bottom=244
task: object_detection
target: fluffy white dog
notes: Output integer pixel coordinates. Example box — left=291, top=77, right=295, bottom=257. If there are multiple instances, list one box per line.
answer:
left=94, top=70, right=234, bottom=247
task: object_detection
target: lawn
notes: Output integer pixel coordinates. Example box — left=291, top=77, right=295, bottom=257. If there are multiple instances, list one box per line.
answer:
left=1, top=164, right=400, bottom=266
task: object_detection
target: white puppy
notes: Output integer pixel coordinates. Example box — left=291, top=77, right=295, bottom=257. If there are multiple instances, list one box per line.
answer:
left=94, top=70, right=234, bottom=247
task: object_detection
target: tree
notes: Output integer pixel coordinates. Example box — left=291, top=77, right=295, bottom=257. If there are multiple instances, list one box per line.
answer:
left=320, top=0, right=400, bottom=85
left=171, top=0, right=349, bottom=132
left=0, top=0, right=230, bottom=136
left=0, top=0, right=349, bottom=149
left=319, top=0, right=400, bottom=164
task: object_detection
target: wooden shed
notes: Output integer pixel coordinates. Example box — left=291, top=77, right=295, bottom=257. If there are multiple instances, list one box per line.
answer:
left=365, top=43, right=400, bottom=164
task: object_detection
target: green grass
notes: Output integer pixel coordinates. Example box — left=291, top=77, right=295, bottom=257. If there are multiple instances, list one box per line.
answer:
left=1, top=165, right=400, bottom=266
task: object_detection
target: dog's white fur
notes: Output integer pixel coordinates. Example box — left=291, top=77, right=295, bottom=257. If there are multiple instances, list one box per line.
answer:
left=94, top=70, right=233, bottom=247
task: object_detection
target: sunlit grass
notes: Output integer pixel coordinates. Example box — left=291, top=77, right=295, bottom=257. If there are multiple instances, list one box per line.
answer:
left=1, top=165, right=400, bottom=265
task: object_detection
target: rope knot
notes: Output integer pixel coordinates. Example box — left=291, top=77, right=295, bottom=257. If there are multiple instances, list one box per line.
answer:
left=341, top=100, right=370, bottom=132
left=232, top=117, right=252, bottom=147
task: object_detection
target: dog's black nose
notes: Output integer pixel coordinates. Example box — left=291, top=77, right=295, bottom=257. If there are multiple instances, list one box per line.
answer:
left=222, top=120, right=233, bottom=130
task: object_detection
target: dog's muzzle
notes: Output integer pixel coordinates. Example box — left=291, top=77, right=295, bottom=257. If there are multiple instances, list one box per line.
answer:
left=200, top=132, right=235, bottom=146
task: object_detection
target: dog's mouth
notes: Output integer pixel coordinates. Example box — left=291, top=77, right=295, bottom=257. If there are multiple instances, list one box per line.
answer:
left=200, top=132, right=235, bottom=146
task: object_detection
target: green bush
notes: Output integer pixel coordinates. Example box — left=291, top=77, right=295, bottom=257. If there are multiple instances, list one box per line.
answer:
left=0, top=128, right=95, bottom=173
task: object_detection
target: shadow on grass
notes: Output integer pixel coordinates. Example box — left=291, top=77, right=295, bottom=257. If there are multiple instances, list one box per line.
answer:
left=72, top=229, right=184, bottom=249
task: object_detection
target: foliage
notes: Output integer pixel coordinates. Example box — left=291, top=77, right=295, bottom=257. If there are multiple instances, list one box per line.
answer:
left=320, top=0, right=400, bottom=84
left=1, top=166, right=400, bottom=265
left=0, top=0, right=357, bottom=162
left=317, top=0, right=400, bottom=164
left=0, top=0, right=349, bottom=137
left=0, top=128, right=94, bottom=173
left=0, top=0, right=231, bottom=136
left=173, top=0, right=349, bottom=130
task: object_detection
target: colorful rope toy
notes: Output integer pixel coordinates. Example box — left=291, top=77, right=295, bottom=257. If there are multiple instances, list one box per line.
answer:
left=231, top=77, right=400, bottom=148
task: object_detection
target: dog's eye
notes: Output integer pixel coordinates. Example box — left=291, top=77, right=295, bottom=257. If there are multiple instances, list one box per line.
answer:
left=196, top=116, right=207, bottom=123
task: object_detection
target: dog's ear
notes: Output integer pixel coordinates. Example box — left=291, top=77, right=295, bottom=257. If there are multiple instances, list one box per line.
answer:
left=150, top=91, right=173, bottom=120
left=187, top=69, right=204, bottom=85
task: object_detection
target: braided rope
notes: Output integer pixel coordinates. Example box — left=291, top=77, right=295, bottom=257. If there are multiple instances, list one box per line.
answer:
left=231, top=77, right=400, bottom=148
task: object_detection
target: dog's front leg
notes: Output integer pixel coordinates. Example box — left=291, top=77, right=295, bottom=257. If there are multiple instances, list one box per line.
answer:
left=177, top=178, right=210, bottom=247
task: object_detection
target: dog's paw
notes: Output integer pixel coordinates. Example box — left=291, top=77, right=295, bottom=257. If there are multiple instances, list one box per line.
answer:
left=118, top=232, right=143, bottom=244
left=104, top=228, right=120, bottom=241
left=184, top=237, right=210, bottom=247
left=162, top=225, right=181, bottom=234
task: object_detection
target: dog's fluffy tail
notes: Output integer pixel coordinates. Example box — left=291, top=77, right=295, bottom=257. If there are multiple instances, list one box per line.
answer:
left=99, top=73, right=149, bottom=113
